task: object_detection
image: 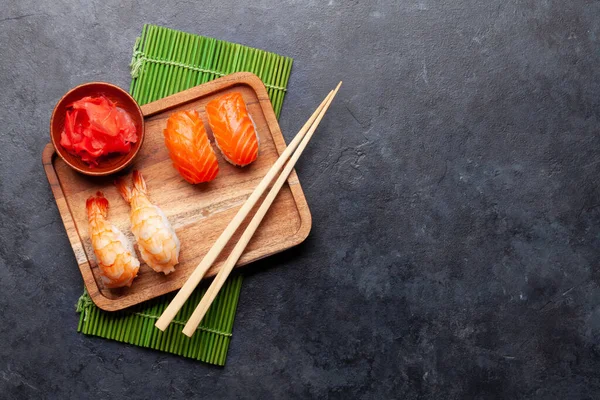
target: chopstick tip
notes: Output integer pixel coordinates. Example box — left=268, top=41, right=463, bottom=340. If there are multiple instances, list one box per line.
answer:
left=154, top=320, right=167, bottom=331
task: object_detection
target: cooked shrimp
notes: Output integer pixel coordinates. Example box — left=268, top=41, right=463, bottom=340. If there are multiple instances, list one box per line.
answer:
left=86, top=192, right=140, bottom=288
left=115, top=170, right=180, bottom=275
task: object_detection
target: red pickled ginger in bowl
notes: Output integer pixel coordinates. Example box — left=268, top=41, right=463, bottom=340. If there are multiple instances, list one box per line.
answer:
left=60, top=95, right=138, bottom=166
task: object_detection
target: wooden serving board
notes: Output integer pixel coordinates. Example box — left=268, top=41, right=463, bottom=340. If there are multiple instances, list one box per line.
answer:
left=43, top=72, right=311, bottom=311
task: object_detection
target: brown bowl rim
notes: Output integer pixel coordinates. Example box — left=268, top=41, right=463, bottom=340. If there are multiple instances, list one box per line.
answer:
left=49, top=81, right=145, bottom=177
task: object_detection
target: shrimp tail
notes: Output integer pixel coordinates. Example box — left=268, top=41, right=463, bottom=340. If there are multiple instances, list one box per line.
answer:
left=86, top=191, right=109, bottom=218
left=114, top=177, right=133, bottom=203
left=132, top=170, right=147, bottom=195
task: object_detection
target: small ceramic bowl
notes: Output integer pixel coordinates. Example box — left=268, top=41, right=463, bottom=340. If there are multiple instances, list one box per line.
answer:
left=50, top=82, right=144, bottom=176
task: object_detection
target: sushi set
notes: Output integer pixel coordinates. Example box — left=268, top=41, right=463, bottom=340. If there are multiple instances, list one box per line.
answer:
left=44, top=72, right=313, bottom=310
left=45, top=69, right=341, bottom=336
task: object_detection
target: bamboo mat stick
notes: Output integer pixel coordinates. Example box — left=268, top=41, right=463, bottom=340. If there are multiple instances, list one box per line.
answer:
left=155, top=89, right=335, bottom=331
left=182, top=82, right=342, bottom=336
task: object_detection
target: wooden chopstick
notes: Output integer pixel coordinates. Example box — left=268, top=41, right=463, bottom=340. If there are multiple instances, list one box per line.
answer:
left=155, top=88, right=337, bottom=331
left=181, top=81, right=342, bottom=336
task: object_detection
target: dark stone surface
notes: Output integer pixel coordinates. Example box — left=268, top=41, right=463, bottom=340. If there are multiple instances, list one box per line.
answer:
left=1, top=1, right=599, bottom=398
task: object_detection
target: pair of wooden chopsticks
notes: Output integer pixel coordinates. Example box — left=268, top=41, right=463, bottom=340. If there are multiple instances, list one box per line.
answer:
left=155, top=81, right=342, bottom=336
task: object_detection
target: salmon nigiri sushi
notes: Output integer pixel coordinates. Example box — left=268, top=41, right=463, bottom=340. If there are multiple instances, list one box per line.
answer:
left=163, top=110, right=219, bottom=184
left=205, top=92, right=259, bottom=167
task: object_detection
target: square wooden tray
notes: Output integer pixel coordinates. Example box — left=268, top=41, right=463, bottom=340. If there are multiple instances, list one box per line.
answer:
left=43, top=72, right=311, bottom=311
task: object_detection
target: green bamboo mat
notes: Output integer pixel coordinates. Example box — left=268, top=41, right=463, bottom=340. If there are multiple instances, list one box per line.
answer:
left=76, top=24, right=293, bottom=365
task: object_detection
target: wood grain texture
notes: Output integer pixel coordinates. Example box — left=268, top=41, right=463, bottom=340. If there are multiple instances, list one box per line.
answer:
left=42, top=72, right=311, bottom=311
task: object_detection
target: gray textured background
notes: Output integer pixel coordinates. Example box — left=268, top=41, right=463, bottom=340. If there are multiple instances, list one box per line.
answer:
left=1, top=0, right=600, bottom=399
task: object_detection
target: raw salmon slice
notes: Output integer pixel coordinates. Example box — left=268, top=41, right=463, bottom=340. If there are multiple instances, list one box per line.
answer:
left=205, top=92, right=259, bottom=167
left=163, top=110, right=219, bottom=184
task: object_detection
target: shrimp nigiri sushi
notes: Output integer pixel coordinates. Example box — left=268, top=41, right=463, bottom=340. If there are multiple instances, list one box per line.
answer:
left=163, top=110, right=219, bottom=184
left=205, top=92, right=259, bottom=167
left=86, top=192, right=140, bottom=288
left=115, top=170, right=180, bottom=275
